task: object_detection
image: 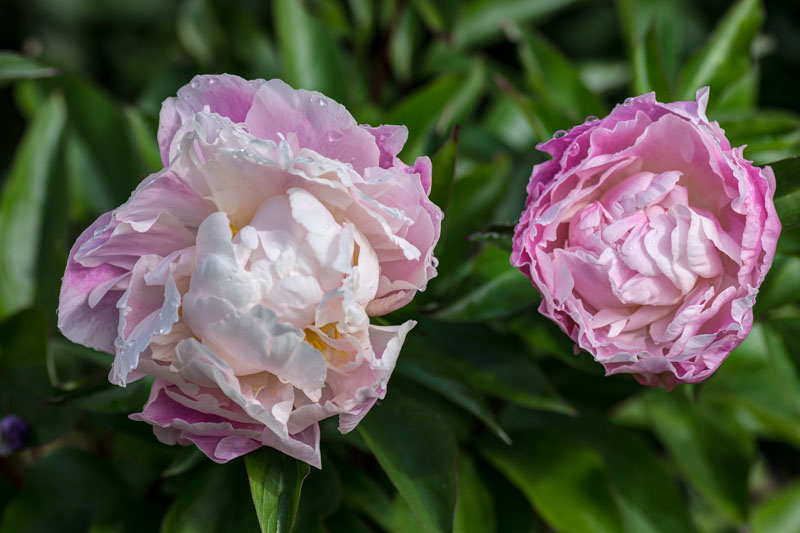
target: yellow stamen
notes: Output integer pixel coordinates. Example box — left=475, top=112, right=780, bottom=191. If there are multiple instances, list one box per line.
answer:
left=229, top=223, right=238, bottom=237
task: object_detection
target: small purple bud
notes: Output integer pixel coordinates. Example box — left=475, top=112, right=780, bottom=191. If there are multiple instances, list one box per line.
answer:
left=0, top=415, right=29, bottom=455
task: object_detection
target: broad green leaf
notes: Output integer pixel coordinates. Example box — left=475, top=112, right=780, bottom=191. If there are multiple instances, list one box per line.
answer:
left=632, top=23, right=672, bottom=99
left=395, top=349, right=510, bottom=443
left=768, top=156, right=800, bottom=229
left=428, top=128, right=459, bottom=213
left=755, top=254, right=800, bottom=312
left=702, top=323, right=800, bottom=447
left=677, top=0, right=763, bottom=100
left=176, top=0, right=224, bottom=67
left=452, top=0, right=576, bottom=48
left=163, top=461, right=261, bottom=533
left=0, top=93, right=66, bottom=319
left=274, top=0, right=349, bottom=103
left=717, top=111, right=800, bottom=165
left=435, top=246, right=538, bottom=322
left=386, top=61, right=485, bottom=160
left=359, top=391, right=458, bottom=533
left=454, top=455, right=496, bottom=533
left=0, top=51, right=57, bottom=85
left=539, top=415, right=695, bottom=533
left=0, top=448, right=125, bottom=533
left=245, top=447, right=310, bottom=533
left=430, top=156, right=510, bottom=294
left=62, top=76, right=144, bottom=205
left=509, top=25, right=606, bottom=125
left=125, top=106, right=162, bottom=173
left=644, top=389, right=751, bottom=524
left=752, top=480, right=800, bottom=533
left=389, top=5, right=419, bottom=82
left=340, top=467, right=395, bottom=531
left=415, top=320, right=574, bottom=414
left=481, top=428, right=624, bottom=533
left=292, top=456, right=341, bottom=531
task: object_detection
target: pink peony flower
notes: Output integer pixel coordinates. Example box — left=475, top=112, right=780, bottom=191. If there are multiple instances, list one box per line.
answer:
left=511, top=89, right=780, bottom=390
left=58, top=75, right=442, bottom=466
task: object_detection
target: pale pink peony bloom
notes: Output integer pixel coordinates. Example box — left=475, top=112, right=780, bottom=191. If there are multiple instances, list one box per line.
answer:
left=58, top=75, right=442, bottom=466
left=511, top=89, right=780, bottom=390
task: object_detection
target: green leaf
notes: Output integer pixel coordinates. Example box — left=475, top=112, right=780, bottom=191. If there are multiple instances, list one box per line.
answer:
left=452, top=0, right=577, bottom=48
left=388, top=5, right=419, bottom=82
left=245, top=448, right=310, bottom=533
left=480, top=428, right=624, bottom=533
left=176, top=0, right=224, bottom=67
left=540, top=415, right=695, bottom=533
left=752, top=480, right=800, bottom=533
left=702, top=323, right=800, bottom=447
left=340, top=468, right=395, bottom=531
left=0, top=448, right=125, bottom=533
left=0, top=51, right=57, bottom=85
left=163, top=461, right=261, bottom=533
left=386, top=61, right=485, bottom=160
left=454, top=455, right=496, bottom=533
left=274, top=0, right=349, bottom=103
left=415, top=321, right=574, bottom=414
left=395, top=349, right=510, bottom=443
left=62, top=76, right=145, bottom=205
left=644, top=389, right=751, bottom=524
left=428, top=128, right=459, bottom=214
left=359, top=391, right=458, bottom=533
left=768, top=156, right=800, bottom=229
left=435, top=246, right=538, bottom=322
left=509, top=25, right=606, bottom=125
left=0, top=93, right=66, bottom=319
left=430, top=156, right=510, bottom=294
left=677, top=0, right=763, bottom=100
left=632, top=23, right=673, bottom=100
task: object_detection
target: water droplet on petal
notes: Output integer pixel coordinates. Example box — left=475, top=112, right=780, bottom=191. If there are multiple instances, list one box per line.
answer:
left=553, top=130, right=568, bottom=139
left=585, top=115, right=599, bottom=123
left=328, top=131, right=343, bottom=142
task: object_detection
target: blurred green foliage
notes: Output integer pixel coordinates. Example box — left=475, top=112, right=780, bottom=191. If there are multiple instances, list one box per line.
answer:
left=2, top=0, right=800, bottom=532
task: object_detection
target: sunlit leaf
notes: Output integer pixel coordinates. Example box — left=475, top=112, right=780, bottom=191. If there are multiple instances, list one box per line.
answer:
left=0, top=94, right=66, bottom=319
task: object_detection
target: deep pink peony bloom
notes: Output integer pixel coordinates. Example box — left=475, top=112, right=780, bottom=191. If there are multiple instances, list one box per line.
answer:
left=511, top=89, right=780, bottom=389
left=58, top=75, right=442, bottom=466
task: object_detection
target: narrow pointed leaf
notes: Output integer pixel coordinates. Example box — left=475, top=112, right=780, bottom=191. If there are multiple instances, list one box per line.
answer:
left=245, top=448, right=311, bottom=533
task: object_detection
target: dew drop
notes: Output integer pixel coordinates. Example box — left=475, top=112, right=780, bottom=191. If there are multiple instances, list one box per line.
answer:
left=585, top=115, right=599, bottom=123
left=624, top=97, right=634, bottom=104
left=553, top=129, right=568, bottom=139
left=328, top=131, right=343, bottom=142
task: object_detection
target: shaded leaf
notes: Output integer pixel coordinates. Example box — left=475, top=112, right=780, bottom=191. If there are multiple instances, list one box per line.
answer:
left=768, top=156, right=800, bottom=229
left=454, top=455, right=496, bottom=533
left=163, top=461, right=261, bottom=533
left=359, top=392, right=457, bottom=533
left=480, top=428, right=624, bottom=533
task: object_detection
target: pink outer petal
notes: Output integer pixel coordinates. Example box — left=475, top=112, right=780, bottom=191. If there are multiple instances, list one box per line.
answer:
left=158, top=74, right=267, bottom=166
left=245, top=79, right=380, bottom=174
left=58, top=212, right=126, bottom=354
left=132, top=380, right=322, bottom=467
